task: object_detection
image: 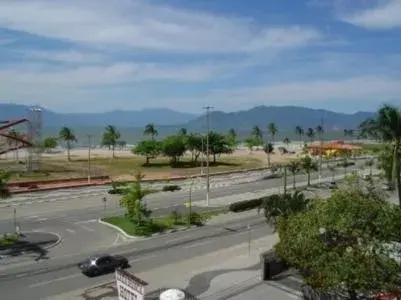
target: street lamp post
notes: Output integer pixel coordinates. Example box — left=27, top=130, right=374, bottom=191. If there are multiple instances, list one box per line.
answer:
left=200, top=134, right=204, bottom=176
left=318, top=117, right=324, bottom=184
left=203, top=106, right=213, bottom=206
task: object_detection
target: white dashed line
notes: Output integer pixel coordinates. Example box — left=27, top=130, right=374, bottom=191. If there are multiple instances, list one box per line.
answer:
left=65, top=229, right=76, bottom=234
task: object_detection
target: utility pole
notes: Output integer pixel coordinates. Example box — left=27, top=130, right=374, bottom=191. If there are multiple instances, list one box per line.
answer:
left=318, top=117, right=324, bottom=183
left=87, top=135, right=92, bottom=184
left=203, top=106, right=213, bottom=206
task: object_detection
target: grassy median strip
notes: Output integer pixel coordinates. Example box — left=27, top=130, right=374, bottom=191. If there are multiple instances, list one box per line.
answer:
left=103, top=209, right=227, bottom=237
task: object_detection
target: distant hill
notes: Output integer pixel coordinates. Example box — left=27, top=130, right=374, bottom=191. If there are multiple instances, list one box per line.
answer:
left=0, top=103, right=198, bottom=127
left=0, top=103, right=375, bottom=143
left=185, top=106, right=374, bottom=131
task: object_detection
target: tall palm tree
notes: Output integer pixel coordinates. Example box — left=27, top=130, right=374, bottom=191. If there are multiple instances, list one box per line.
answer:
left=267, top=122, right=278, bottom=143
left=102, top=125, right=121, bottom=159
left=306, top=128, right=315, bottom=144
left=359, top=105, right=401, bottom=204
left=0, top=171, right=11, bottom=200
left=295, top=126, right=304, bottom=144
left=283, top=137, right=291, bottom=148
left=58, top=126, right=77, bottom=161
left=300, top=156, right=318, bottom=186
left=227, top=128, right=238, bottom=150
left=144, top=123, right=158, bottom=141
left=287, top=160, right=300, bottom=189
left=316, top=125, right=324, bottom=141
left=251, top=126, right=263, bottom=145
left=264, top=142, right=274, bottom=167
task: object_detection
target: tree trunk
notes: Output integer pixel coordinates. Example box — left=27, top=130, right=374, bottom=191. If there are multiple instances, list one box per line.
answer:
left=307, top=172, right=311, bottom=186
left=292, top=174, right=296, bottom=189
left=213, top=154, right=216, bottom=164
left=267, top=153, right=271, bottom=167
left=145, top=156, right=150, bottom=165
left=67, top=142, right=71, bottom=161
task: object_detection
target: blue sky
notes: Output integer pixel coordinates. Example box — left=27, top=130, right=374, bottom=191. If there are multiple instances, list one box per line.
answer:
left=0, top=0, right=400, bottom=113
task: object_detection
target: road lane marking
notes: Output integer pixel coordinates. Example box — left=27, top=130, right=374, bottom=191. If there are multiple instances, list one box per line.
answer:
left=36, top=218, right=48, bottom=222
left=66, top=229, right=76, bottom=234
left=130, top=254, right=156, bottom=262
left=25, top=216, right=39, bottom=219
left=183, top=239, right=214, bottom=249
left=77, top=224, right=94, bottom=232
left=29, top=273, right=81, bottom=288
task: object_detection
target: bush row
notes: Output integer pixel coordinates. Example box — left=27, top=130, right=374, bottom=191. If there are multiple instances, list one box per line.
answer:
left=229, top=197, right=266, bottom=212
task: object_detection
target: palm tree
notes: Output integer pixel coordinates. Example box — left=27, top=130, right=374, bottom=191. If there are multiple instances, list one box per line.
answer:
left=58, top=126, right=77, bottom=161
left=306, top=128, right=315, bottom=144
left=102, top=125, right=121, bottom=158
left=144, top=123, right=158, bottom=141
left=267, top=122, right=278, bottom=143
left=283, top=137, right=291, bottom=148
left=0, top=171, right=11, bottom=200
left=316, top=125, right=324, bottom=141
left=251, top=126, right=263, bottom=145
left=359, top=105, right=401, bottom=204
left=295, top=126, right=304, bottom=144
left=227, top=128, right=238, bottom=150
left=264, top=143, right=274, bottom=167
left=300, top=156, right=318, bottom=186
left=287, top=160, right=300, bottom=189
left=344, top=129, right=354, bottom=139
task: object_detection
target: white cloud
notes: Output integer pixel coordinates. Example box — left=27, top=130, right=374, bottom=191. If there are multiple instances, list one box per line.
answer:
left=195, top=76, right=401, bottom=110
left=341, top=0, right=401, bottom=29
left=21, top=50, right=108, bottom=63
left=0, top=0, right=320, bottom=53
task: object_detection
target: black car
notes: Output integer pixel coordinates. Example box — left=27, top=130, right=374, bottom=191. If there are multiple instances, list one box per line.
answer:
left=78, top=254, right=129, bottom=277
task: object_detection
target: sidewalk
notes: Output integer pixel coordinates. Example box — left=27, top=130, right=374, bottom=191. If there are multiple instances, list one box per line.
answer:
left=50, top=234, right=284, bottom=300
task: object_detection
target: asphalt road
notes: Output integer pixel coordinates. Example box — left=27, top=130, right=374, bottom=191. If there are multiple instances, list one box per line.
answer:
left=0, top=216, right=270, bottom=300
left=0, top=164, right=366, bottom=257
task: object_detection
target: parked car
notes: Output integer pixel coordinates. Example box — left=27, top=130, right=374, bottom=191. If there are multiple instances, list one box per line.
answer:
left=78, top=254, right=129, bottom=277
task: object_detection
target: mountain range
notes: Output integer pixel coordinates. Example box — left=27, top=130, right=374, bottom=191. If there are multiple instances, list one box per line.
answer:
left=0, top=103, right=373, bottom=131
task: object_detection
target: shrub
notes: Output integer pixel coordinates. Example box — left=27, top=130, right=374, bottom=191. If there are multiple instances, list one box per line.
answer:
left=162, top=185, right=181, bottom=192
left=229, top=197, right=265, bottom=212
left=184, top=212, right=205, bottom=226
left=108, top=188, right=125, bottom=195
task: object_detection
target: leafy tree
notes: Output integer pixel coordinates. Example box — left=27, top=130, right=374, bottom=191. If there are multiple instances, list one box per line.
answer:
left=344, top=129, right=354, bottom=138
left=42, top=137, right=58, bottom=152
left=162, top=135, right=186, bottom=166
left=227, top=128, right=238, bottom=150
left=263, top=142, right=274, bottom=167
left=316, top=125, right=324, bottom=140
left=251, top=126, right=263, bottom=145
left=300, top=156, right=318, bottom=186
left=144, top=123, right=158, bottom=140
left=244, top=136, right=260, bottom=151
left=295, top=126, right=304, bottom=144
left=208, top=131, right=232, bottom=163
left=287, top=160, right=300, bottom=189
left=119, top=172, right=152, bottom=230
left=178, top=128, right=187, bottom=136
left=263, top=191, right=309, bottom=230
left=101, top=125, right=121, bottom=158
left=267, top=122, right=278, bottom=143
left=117, top=140, right=127, bottom=149
left=185, top=133, right=203, bottom=163
left=58, top=126, right=77, bottom=161
left=0, top=171, right=11, bottom=200
left=276, top=182, right=401, bottom=296
left=132, top=140, right=162, bottom=165
left=359, top=105, right=401, bottom=204
left=306, top=127, right=315, bottom=143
